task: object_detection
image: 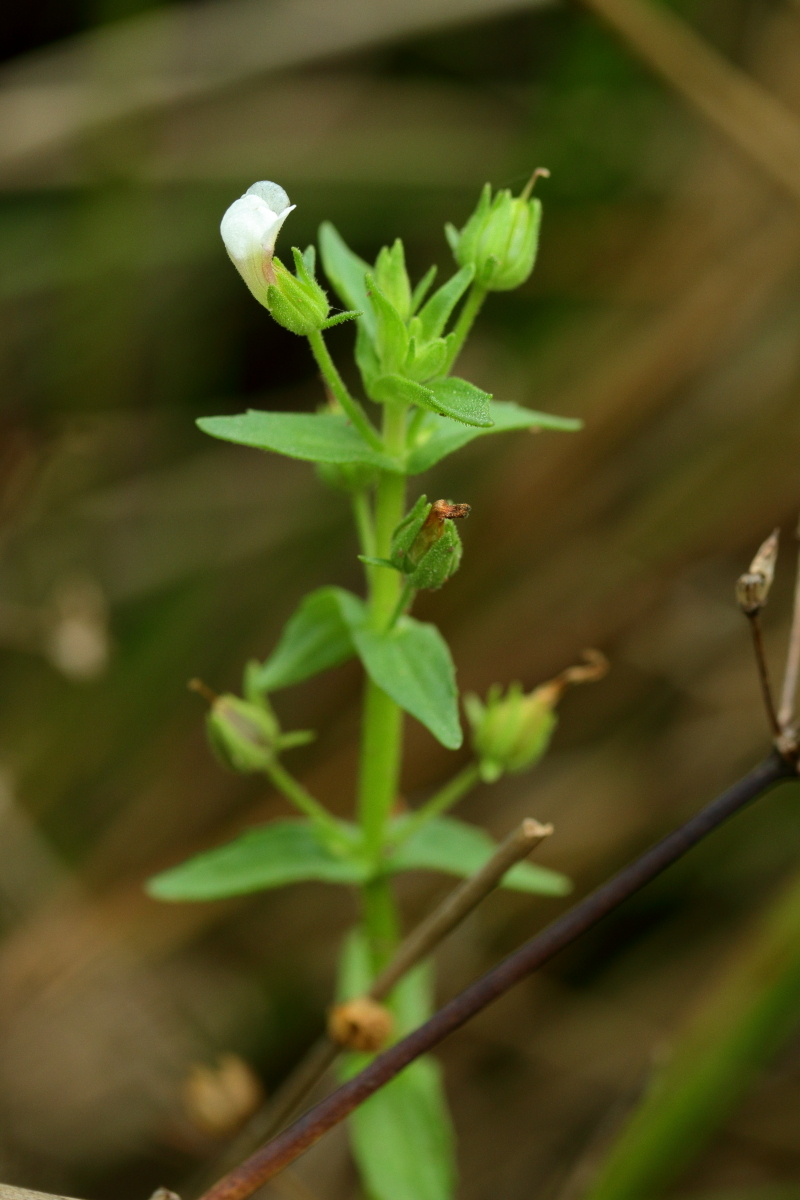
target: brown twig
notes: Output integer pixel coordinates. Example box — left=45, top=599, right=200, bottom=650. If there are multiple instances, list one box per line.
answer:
left=747, top=613, right=781, bottom=738
left=368, top=818, right=552, bottom=1001
left=778, top=515, right=800, bottom=731
left=195, top=754, right=794, bottom=1200
left=188, top=819, right=551, bottom=1192
left=736, top=531, right=781, bottom=739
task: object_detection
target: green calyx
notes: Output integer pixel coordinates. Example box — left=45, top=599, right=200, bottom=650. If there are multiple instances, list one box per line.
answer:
left=266, top=248, right=332, bottom=336
left=388, top=494, right=469, bottom=590
left=463, top=681, right=559, bottom=783
left=206, top=693, right=314, bottom=774
left=446, top=177, right=544, bottom=292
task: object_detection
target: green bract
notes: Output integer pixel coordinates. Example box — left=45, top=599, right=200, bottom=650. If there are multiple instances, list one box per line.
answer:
left=266, top=249, right=330, bottom=335
left=464, top=681, right=559, bottom=783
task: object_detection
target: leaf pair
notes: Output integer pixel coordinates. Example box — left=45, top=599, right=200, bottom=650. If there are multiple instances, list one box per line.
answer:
left=146, top=813, right=571, bottom=901
left=198, top=400, right=580, bottom=475
left=249, top=586, right=462, bottom=749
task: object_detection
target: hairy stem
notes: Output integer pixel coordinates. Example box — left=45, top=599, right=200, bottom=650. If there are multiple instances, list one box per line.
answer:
left=357, top=403, right=407, bottom=960
left=307, top=329, right=383, bottom=453
left=444, top=282, right=487, bottom=372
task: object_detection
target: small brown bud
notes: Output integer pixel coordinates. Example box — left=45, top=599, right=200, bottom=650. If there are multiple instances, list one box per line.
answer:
left=328, top=997, right=394, bottom=1052
left=736, top=529, right=779, bottom=615
left=408, top=499, right=470, bottom=567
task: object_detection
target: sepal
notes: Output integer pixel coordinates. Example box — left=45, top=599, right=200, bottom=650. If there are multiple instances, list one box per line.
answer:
left=266, top=251, right=330, bottom=336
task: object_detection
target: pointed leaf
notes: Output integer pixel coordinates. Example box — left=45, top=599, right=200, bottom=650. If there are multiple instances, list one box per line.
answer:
left=318, top=222, right=376, bottom=340
left=387, top=815, right=572, bottom=895
left=198, top=410, right=400, bottom=471
left=416, top=264, right=474, bottom=342
left=405, top=401, right=582, bottom=474
left=368, top=276, right=409, bottom=376
left=349, top=1057, right=456, bottom=1200
left=351, top=617, right=462, bottom=750
left=371, top=374, right=436, bottom=408
left=423, top=377, right=493, bottom=427
left=251, top=587, right=365, bottom=692
left=411, top=264, right=438, bottom=313
left=147, top=819, right=367, bottom=901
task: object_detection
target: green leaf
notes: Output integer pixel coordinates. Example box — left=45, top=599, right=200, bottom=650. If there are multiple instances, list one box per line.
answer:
left=406, top=401, right=582, bottom=474
left=197, top=410, right=400, bottom=471
left=318, top=221, right=376, bottom=340
left=423, top=377, right=494, bottom=428
left=411, top=264, right=438, bottom=313
left=349, top=1059, right=456, bottom=1200
left=371, top=374, right=436, bottom=408
left=368, top=276, right=409, bottom=376
left=146, top=819, right=367, bottom=901
left=404, top=337, right=449, bottom=384
left=375, top=239, right=412, bottom=322
left=336, top=935, right=456, bottom=1200
left=386, top=815, right=572, bottom=895
left=250, top=587, right=365, bottom=692
left=351, top=617, right=462, bottom=750
left=416, top=264, right=474, bottom=342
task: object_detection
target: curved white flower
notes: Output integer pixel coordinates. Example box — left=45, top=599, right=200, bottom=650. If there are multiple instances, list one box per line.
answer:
left=220, top=181, right=295, bottom=306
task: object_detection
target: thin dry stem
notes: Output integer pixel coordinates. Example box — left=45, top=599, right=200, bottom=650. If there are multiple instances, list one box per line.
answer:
left=778, top=516, right=800, bottom=730
left=368, top=818, right=552, bottom=1001
left=748, top=613, right=781, bottom=738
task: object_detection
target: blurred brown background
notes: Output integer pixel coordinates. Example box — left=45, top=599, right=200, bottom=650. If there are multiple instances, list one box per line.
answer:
left=2, top=1, right=800, bottom=1198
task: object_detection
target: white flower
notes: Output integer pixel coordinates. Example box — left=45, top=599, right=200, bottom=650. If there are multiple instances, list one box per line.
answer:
left=220, top=181, right=295, bottom=306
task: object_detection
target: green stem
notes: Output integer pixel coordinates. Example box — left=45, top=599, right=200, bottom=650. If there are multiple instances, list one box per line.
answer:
left=361, top=876, right=401, bottom=974
left=387, top=580, right=416, bottom=631
left=443, top=282, right=488, bottom=373
left=357, top=403, right=408, bottom=966
left=264, top=758, right=347, bottom=850
left=352, top=490, right=376, bottom=559
left=307, top=329, right=384, bottom=453
left=392, top=762, right=481, bottom=846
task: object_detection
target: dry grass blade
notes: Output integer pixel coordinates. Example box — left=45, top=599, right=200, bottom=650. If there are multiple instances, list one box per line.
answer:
left=581, top=0, right=800, bottom=202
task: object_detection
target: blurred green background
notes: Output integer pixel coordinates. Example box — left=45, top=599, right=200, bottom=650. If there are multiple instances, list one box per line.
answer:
left=3, top=1, right=800, bottom=1198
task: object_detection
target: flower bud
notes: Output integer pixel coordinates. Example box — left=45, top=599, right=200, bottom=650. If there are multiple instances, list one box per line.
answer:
left=220, top=181, right=295, bottom=307
left=205, top=692, right=280, bottom=774
left=266, top=251, right=330, bottom=336
left=465, top=650, right=608, bottom=783
left=446, top=170, right=547, bottom=292
left=328, top=997, right=394, bottom=1052
left=391, top=497, right=470, bottom=590
left=736, top=529, right=779, bottom=615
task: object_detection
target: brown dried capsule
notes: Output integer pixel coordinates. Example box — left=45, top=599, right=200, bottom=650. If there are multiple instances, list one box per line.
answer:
left=327, top=997, right=394, bottom=1053
left=736, top=529, right=779, bottom=615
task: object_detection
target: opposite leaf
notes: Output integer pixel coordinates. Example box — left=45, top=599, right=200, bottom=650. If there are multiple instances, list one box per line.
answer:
left=147, top=819, right=367, bottom=901
left=421, top=378, right=494, bottom=428
left=198, top=411, right=399, bottom=471
left=387, top=815, right=571, bottom=895
left=349, top=1058, right=456, bottom=1200
left=352, top=617, right=462, bottom=750
left=251, top=587, right=365, bottom=692
left=406, top=401, right=582, bottom=474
